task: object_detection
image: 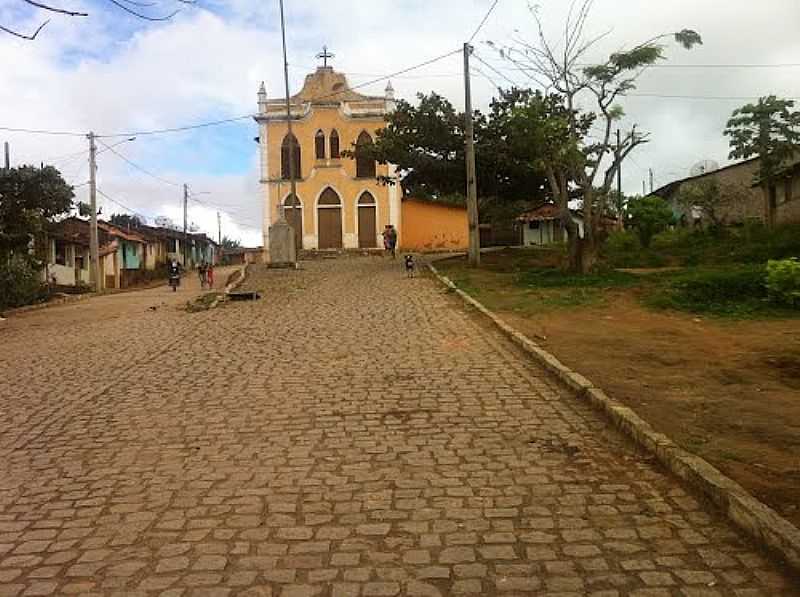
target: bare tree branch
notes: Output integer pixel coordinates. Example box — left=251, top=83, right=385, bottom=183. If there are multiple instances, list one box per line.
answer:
left=0, top=19, right=49, bottom=39
left=23, top=0, right=87, bottom=16
left=103, top=0, right=179, bottom=21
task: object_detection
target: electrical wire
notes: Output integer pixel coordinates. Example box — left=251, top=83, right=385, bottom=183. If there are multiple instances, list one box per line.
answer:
left=96, top=188, right=150, bottom=220
left=0, top=126, right=85, bottom=136
left=97, top=140, right=182, bottom=187
left=472, top=51, right=520, bottom=88
left=469, top=0, right=500, bottom=43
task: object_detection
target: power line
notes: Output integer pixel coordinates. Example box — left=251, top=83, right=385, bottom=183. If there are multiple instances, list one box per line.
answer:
left=96, top=188, right=150, bottom=220
left=96, top=115, right=253, bottom=139
left=627, top=93, right=800, bottom=101
left=469, top=0, right=500, bottom=43
left=0, top=126, right=85, bottom=137
left=97, top=140, right=182, bottom=187
left=304, top=48, right=463, bottom=104
left=472, top=51, right=520, bottom=88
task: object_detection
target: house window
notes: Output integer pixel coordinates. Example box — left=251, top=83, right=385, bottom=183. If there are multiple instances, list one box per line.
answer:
left=355, top=131, right=376, bottom=179
left=315, top=130, right=326, bottom=159
left=281, top=133, right=302, bottom=180
left=529, top=221, right=540, bottom=230
left=330, top=129, right=340, bottom=158
left=54, top=240, right=67, bottom=266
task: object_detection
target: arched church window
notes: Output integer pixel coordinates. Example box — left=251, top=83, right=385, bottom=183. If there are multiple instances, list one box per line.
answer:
left=314, top=130, right=326, bottom=160
left=281, top=133, right=301, bottom=180
left=355, top=131, right=376, bottom=179
left=330, top=130, right=340, bottom=159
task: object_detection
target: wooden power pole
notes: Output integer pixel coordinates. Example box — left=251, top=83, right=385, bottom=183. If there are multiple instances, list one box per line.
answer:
left=217, top=211, right=222, bottom=245
left=463, top=42, right=480, bottom=267
left=88, top=132, right=101, bottom=293
left=616, top=129, right=622, bottom=201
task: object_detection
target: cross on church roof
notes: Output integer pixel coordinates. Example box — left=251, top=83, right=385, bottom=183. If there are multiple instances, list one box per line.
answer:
left=317, top=45, right=335, bottom=68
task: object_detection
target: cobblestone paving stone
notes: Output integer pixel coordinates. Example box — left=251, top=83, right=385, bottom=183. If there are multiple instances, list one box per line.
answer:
left=1, top=257, right=798, bottom=596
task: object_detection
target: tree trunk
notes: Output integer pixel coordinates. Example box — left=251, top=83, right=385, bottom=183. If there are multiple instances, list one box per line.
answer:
left=566, top=228, right=600, bottom=273
left=762, top=182, right=775, bottom=228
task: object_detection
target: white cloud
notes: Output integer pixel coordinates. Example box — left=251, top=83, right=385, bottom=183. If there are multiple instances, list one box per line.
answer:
left=2, top=0, right=799, bottom=244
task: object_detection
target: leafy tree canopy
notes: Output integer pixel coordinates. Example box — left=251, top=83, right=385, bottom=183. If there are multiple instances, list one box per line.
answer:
left=627, top=195, right=674, bottom=248
left=352, top=91, right=548, bottom=203
left=725, top=95, right=800, bottom=186
left=0, top=165, right=73, bottom=256
left=109, top=213, right=145, bottom=228
left=221, top=236, right=241, bottom=249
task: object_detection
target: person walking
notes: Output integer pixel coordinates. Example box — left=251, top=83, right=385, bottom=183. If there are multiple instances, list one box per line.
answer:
left=198, top=261, right=207, bottom=289
left=206, top=261, right=214, bottom=289
left=386, top=224, right=398, bottom=259
left=382, top=224, right=398, bottom=259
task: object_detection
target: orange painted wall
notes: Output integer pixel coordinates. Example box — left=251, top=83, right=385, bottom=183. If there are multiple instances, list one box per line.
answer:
left=400, top=199, right=469, bottom=252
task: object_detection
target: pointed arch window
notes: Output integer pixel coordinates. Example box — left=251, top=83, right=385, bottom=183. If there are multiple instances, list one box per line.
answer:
left=330, top=129, right=340, bottom=159
left=355, top=131, right=376, bottom=179
left=314, top=130, right=326, bottom=160
left=281, top=133, right=301, bottom=180
left=318, top=187, right=342, bottom=206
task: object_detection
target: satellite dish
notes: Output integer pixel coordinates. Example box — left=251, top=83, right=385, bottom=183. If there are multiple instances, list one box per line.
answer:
left=689, top=160, right=720, bottom=177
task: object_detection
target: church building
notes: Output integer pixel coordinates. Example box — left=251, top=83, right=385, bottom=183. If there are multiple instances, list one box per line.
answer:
left=254, top=53, right=401, bottom=254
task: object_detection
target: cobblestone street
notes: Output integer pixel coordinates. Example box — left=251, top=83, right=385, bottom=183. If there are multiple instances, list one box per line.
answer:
left=0, top=257, right=797, bottom=596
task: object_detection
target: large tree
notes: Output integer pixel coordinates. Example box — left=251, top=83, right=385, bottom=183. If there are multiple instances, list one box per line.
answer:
left=724, top=95, right=800, bottom=227
left=109, top=213, right=145, bottom=229
left=0, top=165, right=73, bottom=258
left=491, top=1, right=701, bottom=272
left=353, top=90, right=548, bottom=205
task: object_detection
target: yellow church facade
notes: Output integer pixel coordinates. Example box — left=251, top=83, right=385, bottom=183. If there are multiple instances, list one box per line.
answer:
left=254, top=65, right=401, bottom=255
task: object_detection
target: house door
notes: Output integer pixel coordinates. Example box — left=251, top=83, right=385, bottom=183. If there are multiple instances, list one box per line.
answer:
left=318, top=188, right=343, bottom=249
left=358, top=192, right=377, bottom=248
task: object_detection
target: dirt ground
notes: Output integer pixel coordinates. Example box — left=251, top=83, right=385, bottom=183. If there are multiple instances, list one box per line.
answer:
left=437, top=256, right=800, bottom=530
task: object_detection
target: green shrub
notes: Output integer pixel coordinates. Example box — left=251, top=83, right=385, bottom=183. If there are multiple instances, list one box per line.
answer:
left=602, top=230, right=666, bottom=268
left=647, top=265, right=768, bottom=316
left=766, top=258, right=800, bottom=307
left=0, top=255, right=47, bottom=310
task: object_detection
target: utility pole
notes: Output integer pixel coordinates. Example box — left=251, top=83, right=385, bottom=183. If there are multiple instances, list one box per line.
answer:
left=649, top=168, right=654, bottom=194
left=463, top=42, right=480, bottom=267
left=217, top=211, right=222, bottom=245
left=88, top=132, right=101, bottom=293
left=183, top=183, right=188, bottom=267
left=279, top=0, right=297, bottom=222
left=642, top=180, right=646, bottom=195
left=3, top=141, right=9, bottom=170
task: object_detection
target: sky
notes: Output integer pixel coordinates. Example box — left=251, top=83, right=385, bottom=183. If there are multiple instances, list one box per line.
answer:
left=1, top=0, right=799, bottom=246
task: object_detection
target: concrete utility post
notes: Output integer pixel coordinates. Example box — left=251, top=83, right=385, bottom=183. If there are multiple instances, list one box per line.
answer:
left=88, top=132, right=101, bottom=293
left=217, top=211, right=221, bottom=245
left=279, top=0, right=296, bottom=221
left=463, top=42, right=480, bottom=267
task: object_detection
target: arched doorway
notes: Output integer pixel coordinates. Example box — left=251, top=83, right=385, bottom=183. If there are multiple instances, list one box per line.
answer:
left=317, top=188, right=342, bottom=249
left=283, top=194, right=303, bottom=252
left=357, top=192, right=377, bottom=248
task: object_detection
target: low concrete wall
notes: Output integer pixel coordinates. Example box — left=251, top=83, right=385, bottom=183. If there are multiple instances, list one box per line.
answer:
left=428, top=263, right=800, bottom=573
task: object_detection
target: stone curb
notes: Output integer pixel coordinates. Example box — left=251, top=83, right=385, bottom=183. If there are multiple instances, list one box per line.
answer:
left=428, top=262, right=800, bottom=573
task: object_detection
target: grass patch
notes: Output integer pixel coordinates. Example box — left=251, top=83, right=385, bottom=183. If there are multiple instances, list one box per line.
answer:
left=516, top=267, right=639, bottom=289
